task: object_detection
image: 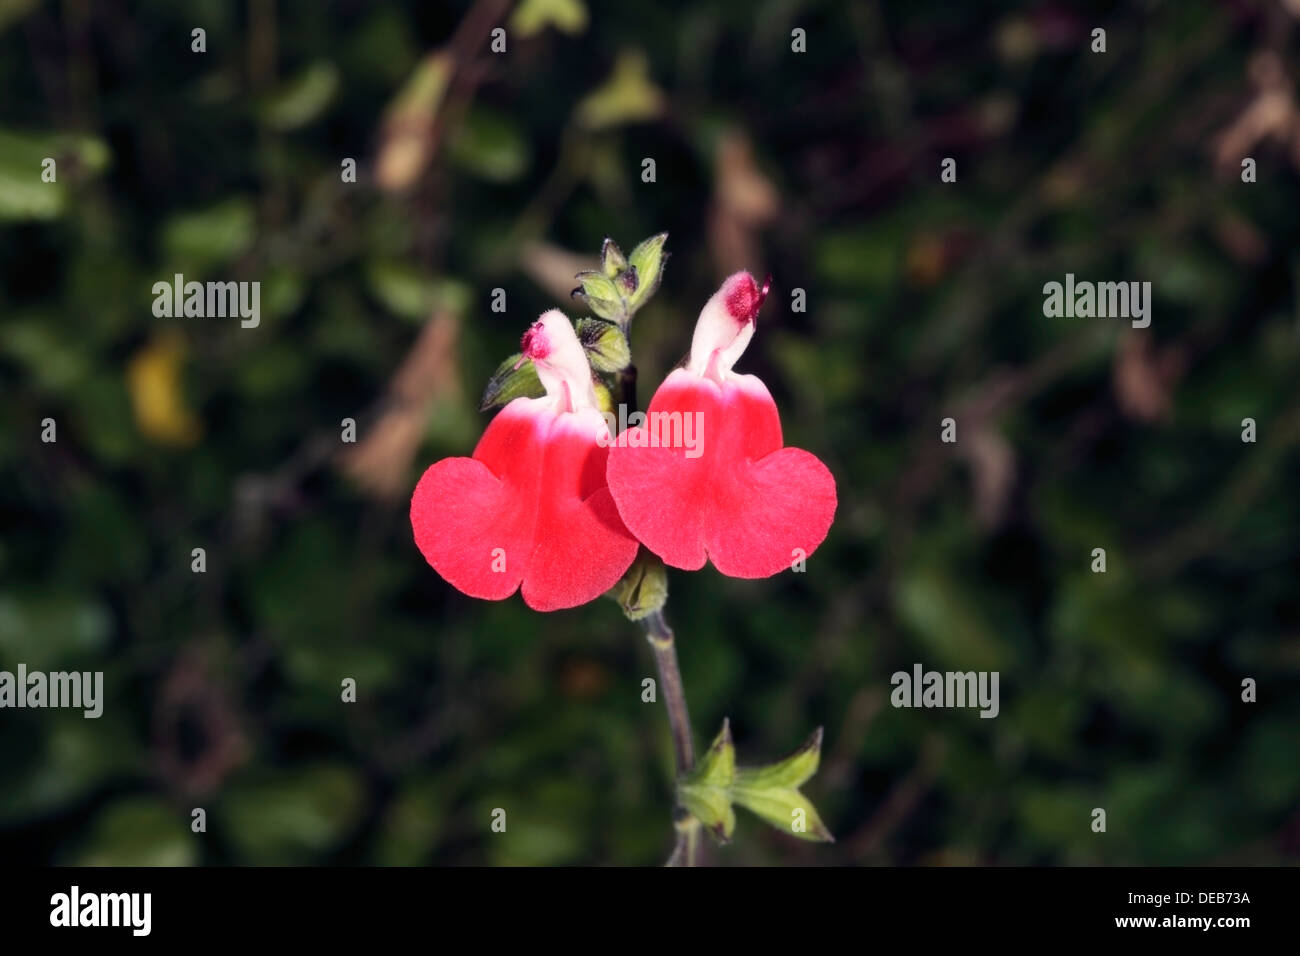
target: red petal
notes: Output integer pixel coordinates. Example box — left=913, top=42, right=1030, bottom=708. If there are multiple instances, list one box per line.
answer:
left=521, top=412, right=640, bottom=611
left=411, top=401, right=638, bottom=610
left=606, top=370, right=836, bottom=577
left=703, top=445, right=836, bottom=577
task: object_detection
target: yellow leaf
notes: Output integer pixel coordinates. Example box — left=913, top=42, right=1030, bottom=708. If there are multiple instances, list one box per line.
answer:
left=126, top=334, right=202, bottom=446
left=376, top=52, right=454, bottom=192
left=511, top=0, right=588, bottom=37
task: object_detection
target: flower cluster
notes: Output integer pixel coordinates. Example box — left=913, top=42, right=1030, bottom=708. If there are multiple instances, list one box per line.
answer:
left=410, top=239, right=837, bottom=611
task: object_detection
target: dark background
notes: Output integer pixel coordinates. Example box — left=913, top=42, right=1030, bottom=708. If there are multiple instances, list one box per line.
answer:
left=2, top=0, right=1299, bottom=865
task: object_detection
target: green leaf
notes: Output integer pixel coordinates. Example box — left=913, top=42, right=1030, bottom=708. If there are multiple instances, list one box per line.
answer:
left=730, top=783, right=834, bottom=843
left=575, top=50, right=665, bottom=129
left=72, top=797, right=198, bottom=867
left=0, top=592, right=112, bottom=663
left=677, top=781, right=735, bottom=843
left=480, top=353, right=545, bottom=411
left=625, top=232, right=669, bottom=312
left=259, top=61, right=340, bottom=130
left=689, top=719, right=735, bottom=789
left=0, top=129, right=110, bottom=221
left=162, top=198, right=256, bottom=269
left=676, top=720, right=736, bottom=843
left=571, top=270, right=624, bottom=322
left=733, top=729, right=834, bottom=842
left=680, top=724, right=834, bottom=845
left=0, top=716, right=137, bottom=825
left=896, top=566, right=1008, bottom=671
left=733, top=726, right=822, bottom=791
left=0, top=0, right=39, bottom=36
left=510, top=0, right=588, bottom=37
left=575, top=316, right=631, bottom=372
left=375, top=776, right=447, bottom=866
left=447, top=109, right=530, bottom=182
left=221, top=765, right=365, bottom=864
left=365, top=261, right=470, bottom=321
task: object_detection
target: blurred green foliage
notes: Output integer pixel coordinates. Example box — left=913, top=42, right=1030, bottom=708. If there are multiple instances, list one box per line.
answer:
left=2, top=0, right=1299, bottom=866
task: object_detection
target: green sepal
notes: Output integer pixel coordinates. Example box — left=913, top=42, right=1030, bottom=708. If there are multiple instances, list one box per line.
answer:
left=575, top=317, right=631, bottom=373
left=625, top=232, right=668, bottom=313
left=479, top=353, right=544, bottom=411
left=600, top=237, right=627, bottom=277
left=571, top=270, right=624, bottom=323
left=616, top=265, right=638, bottom=299
left=606, top=551, right=668, bottom=621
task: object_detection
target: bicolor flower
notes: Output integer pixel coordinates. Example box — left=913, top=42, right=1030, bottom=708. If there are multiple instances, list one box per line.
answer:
left=605, top=273, right=837, bottom=578
left=411, top=310, right=639, bottom=611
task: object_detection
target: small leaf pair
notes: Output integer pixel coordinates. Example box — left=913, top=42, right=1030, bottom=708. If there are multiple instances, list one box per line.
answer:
left=677, top=719, right=833, bottom=844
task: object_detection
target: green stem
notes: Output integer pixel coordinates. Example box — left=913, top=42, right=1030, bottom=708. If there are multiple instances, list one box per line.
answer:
left=642, top=607, right=699, bottom=866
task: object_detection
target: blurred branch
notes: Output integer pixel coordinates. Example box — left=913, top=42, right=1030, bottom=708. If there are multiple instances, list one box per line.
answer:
left=1137, top=391, right=1300, bottom=578
left=846, top=733, right=946, bottom=860
left=339, top=310, right=463, bottom=501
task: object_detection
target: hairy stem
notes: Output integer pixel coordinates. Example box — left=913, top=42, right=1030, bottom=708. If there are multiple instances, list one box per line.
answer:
left=642, top=607, right=699, bottom=865
left=665, top=809, right=701, bottom=867
left=643, top=608, right=694, bottom=772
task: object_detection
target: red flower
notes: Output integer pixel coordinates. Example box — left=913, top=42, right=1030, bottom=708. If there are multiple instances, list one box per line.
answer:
left=605, top=273, right=837, bottom=578
left=410, top=310, right=638, bottom=611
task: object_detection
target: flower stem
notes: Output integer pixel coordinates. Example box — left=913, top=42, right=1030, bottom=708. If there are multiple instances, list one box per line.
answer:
left=643, top=608, right=694, bottom=772
left=665, top=809, right=701, bottom=867
left=642, top=607, right=699, bottom=865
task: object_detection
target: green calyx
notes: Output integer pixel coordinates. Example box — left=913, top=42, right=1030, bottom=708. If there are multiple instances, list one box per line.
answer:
left=571, top=232, right=669, bottom=328
left=607, top=552, right=668, bottom=621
